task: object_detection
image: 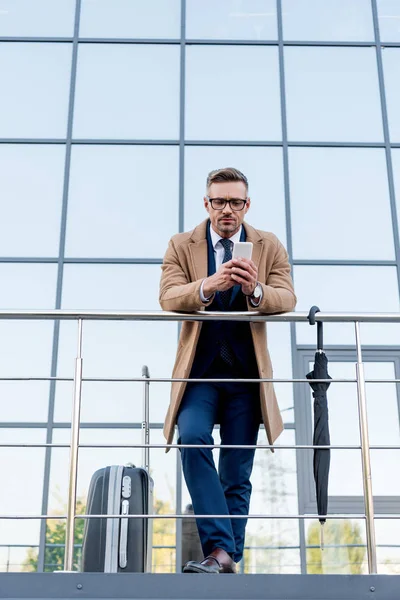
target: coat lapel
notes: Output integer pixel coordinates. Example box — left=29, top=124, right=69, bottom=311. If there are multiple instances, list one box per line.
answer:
left=187, top=219, right=209, bottom=282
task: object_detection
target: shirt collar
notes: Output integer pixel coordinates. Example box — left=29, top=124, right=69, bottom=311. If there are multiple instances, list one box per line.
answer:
left=210, top=224, right=242, bottom=251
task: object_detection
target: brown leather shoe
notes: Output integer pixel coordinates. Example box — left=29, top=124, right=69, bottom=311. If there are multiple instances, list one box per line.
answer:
left=183, top=548, right=236, bottom=574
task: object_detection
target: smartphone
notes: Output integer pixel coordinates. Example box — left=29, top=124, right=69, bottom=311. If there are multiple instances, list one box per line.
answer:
left=232, top=241, right=253, bottom=260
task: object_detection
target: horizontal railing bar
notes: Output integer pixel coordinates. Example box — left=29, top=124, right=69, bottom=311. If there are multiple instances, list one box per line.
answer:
left=1, top=443, right=398, bottom=450
left=0, top=513, right=368, bottom=520
left=0, top=309, right=400, bottom=322
left=0, top=377, right=73, bottom=382
left=0, top=377, right=353, bottom=383
left=1, top=376, right=400, bottom=384
left=0, top=443, right=361, bottom=449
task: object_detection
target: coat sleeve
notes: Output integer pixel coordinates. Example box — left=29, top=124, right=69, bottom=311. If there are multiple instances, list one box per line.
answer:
left=249, top=237, right=297, bottom=314
left=159, top=238, right=214, bottom=312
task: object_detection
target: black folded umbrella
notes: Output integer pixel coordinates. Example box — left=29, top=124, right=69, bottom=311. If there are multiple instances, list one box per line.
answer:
left=306, top=307, right=332, bottom=549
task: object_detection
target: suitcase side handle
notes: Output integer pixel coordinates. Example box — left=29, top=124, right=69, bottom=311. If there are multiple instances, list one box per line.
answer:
left=141, top=365, right=150, bottom=473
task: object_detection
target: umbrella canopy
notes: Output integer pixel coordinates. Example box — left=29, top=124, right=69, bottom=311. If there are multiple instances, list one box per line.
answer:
left=306, top=307, right=332, bottom=549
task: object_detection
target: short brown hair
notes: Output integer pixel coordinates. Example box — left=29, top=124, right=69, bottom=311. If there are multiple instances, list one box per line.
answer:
left=206, top=167, right=248, bottom=194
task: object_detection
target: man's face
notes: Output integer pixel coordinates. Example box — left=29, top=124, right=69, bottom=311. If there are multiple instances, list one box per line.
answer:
left=204, top=181, right=250, bottom=238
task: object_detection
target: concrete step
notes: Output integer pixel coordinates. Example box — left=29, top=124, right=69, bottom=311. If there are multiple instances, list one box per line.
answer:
left=0, top=573, right=399, bottom=600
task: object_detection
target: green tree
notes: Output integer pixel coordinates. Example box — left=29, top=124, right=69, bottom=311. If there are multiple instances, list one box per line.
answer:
left=152, top=497, right=176, bottom=573
left=22, top=499, right=85, bottom=572
left=306, top=520, right=366, bottom=574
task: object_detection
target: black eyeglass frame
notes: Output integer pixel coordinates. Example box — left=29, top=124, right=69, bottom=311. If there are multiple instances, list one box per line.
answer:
left=205, top=196, right=248, bottom=211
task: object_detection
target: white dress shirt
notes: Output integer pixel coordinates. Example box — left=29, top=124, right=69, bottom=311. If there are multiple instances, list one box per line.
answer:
left=200, top=225, right=262, bottom=306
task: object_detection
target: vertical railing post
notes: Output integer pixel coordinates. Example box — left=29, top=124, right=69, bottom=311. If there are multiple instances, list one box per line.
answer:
left=64, top=319, right=83, bottom=571
left=141, top=366, right=150, bottom=473
left=354, top=321, right=377, bottom=573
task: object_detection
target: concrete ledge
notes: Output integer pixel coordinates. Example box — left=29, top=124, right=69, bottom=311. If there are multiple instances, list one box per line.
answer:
left=0, top=573, right=399, bottom=600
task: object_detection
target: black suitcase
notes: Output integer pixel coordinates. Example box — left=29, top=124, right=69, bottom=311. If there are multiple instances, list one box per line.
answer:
left=81, top=367, right=153, bottom=573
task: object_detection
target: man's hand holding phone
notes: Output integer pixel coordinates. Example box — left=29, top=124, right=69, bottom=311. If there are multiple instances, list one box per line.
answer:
left=202, top=241, right=258, bottom=297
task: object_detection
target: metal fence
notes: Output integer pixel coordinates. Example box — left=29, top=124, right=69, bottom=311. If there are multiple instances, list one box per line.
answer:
left=1, top=308, right=400, bottom=574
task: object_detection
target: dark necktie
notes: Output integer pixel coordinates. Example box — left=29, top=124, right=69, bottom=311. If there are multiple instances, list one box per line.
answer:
left=218, top=238, right=235, bottom=366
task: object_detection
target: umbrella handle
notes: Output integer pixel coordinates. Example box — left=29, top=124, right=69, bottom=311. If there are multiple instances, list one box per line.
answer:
left=307, top=305, right=324, bottom=352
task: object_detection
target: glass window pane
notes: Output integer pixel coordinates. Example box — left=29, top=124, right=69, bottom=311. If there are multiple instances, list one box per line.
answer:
left=59, top=265, right=177, bottom=421
left=285, top=47, right=383, bottom=142
left=79, top=0, right=180, bottom=38
left=289, top=148, right=394, bottom=260
left=393, top=150, right=400, bottom=238
left=184, top=146, right=287, bottom=245
left=65, top=145, right=179, bottom=258
left=0, top=431, right=46, bottom=566
left=377, top=0, right=400, bottom=42
left=282, top=0, right=374, bottom=41
left=0, top=321, right=54, bottom=378
left=0, top=0, right=75, bottom=36
left=305, top=518, right=367, bottom=574
left=0, top=43, right=72, bottom=138
left=73, top=44, right=180, bottom=139
left=0, top=264, right=57, bottom=309
left=185, top=46, right=281, bottom=141
left=375, top=520, right=400, bottom=574
left=294, top=266, right=399, bottom=345
left=249, top=430, right=300, bottom=573
left=0, top=382, right=49, bottom=422
left=186, top=0, right=277, bottom=40
left=382, top=49, right=400, bottom=142
left=0, top=145, right=65, bottom=257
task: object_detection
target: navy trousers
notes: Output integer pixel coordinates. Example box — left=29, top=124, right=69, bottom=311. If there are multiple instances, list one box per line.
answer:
left=177, top=363, right=261, bottom=563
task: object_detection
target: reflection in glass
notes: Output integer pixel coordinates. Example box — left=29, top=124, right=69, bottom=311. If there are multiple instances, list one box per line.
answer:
left=0, top=43, right=72, bottom=138
left=79, top=0, right=180, bottom=39
left=382, top=49, right=400, bottom=142
left=0, top=0, right=75, bottom=36
left=186, top=0, right=277, bottom=40
left=185, top=46, right=281, bottom=141
left=184, top=146, right=287, bottom=245
left=285, top=47, right=383, bottom=142
left=289, top=148, right=394, bottom=260
left=73, top=44, right=180, bottom=139
left=282, top=0, right=374, bottom=41
left=248, top=430, right=299, bottom=573
left=375, top=520, right=400, bottom=574
left=295, top=266, right=399, bottom=345
left=305, top=518, right=367, bottom=574
left=377, top=0, right=400, bottom=41
left=0, top=145, right=65, bottom=257
left=65, top=145, right=179, bottom=258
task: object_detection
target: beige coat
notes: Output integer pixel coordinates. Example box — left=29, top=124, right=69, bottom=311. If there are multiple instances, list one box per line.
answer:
left=159, top=219, right=297, bottom=451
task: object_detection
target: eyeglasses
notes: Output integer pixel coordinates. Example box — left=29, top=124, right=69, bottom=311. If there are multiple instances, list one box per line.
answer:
left=206, top=196, right=247, bottom=211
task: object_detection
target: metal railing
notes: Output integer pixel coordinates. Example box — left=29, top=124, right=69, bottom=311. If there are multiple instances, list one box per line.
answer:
left=1, top=309, right=400, bottom=574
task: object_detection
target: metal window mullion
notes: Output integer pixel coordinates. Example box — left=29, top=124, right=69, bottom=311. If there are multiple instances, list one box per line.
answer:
left=276, top=0, right=307, bottom=576
left=37, top=0, right=82, bottom=574
left=371, top=0, right=400, bottom=298
left=175, top=0, right=186, bottom=573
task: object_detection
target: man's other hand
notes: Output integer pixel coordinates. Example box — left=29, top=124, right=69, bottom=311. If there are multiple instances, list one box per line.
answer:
left=202, top=260, right=236, bottom=297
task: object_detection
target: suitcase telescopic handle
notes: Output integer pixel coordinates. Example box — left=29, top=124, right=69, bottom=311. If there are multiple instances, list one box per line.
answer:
left=141, top=365, right=150, bottom=473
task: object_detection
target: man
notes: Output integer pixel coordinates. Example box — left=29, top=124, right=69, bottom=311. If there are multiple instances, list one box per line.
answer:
left=159, top=167, right=296, bottom=574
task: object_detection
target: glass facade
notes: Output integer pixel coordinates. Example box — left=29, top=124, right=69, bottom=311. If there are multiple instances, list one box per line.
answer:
left=0, top=0, right=399, bottom=575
